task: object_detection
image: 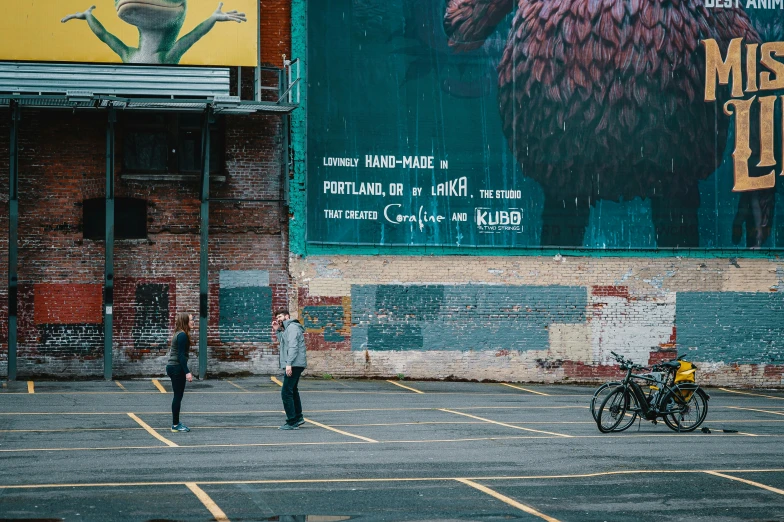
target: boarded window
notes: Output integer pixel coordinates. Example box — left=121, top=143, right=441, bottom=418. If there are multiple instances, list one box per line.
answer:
left=83, top=198, right=147, bottom=240
left=121, top=113, right=223, bottom=175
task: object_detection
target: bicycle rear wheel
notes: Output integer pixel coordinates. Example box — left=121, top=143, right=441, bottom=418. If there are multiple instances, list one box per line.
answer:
left=591, top=381, right=622, bottom=421
left=662, top=387, right=709, bottom=432
left=596, top=387, right=629, bottom=433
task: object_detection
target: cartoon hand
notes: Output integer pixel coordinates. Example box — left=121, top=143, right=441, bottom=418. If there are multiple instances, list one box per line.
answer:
left=212, top=2, right=247, bottom=23
left=61, top=5, right=95, bottom=23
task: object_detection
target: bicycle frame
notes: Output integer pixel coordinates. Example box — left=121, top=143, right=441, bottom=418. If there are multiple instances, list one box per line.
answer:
left=618, top=366, right=682, bottom=421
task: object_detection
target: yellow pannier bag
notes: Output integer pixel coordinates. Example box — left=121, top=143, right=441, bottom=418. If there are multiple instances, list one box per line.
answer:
left=675, top=361, right=696, bottom=383
left=675, top=360, right=696, bottom=401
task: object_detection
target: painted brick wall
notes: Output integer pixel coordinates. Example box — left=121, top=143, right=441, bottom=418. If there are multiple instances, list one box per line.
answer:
left=289, top=255, right=784, bottom=387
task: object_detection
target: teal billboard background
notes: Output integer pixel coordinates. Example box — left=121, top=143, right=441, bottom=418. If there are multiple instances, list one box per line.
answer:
left=307, top=1, right=784, bottom=249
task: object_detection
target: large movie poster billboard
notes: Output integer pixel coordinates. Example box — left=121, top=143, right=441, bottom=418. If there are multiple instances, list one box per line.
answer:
left=0, top=0, right=257, bottom=66
left=307, top=0, right=784, bottom=248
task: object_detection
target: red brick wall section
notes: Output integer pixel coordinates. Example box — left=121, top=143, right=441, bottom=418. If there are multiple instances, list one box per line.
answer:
left=33, top=284, right=103, bottom=325
left=261, top=0, right=292, bottom=67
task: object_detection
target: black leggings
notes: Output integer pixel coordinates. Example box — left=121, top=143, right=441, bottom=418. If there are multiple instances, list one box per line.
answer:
left=166, top=366, right=187, bottom=425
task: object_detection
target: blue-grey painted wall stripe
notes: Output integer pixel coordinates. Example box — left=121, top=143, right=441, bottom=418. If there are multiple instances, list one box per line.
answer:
left=220, top=270, right=270, bottom=289
left=303, top=305, right=346, bottom=341
left=351, top=284, right=587, bottom=351
left=676, top=292, right=784, bottom=364
left=218, top=286, right=273, bottom=343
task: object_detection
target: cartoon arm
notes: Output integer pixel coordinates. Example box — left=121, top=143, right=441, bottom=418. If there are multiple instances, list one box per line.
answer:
left=167, top=2, right=246, bottom=64
left=62, top=6, right=130, bottom=62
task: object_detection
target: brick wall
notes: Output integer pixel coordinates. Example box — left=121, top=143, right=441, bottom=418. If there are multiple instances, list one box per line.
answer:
left=261, top=0, right=292, bottom=67
left=0, top=1, right=293, bottom=378
left=289, top=255, right=784, bottom=387
left=0, top=107, right=288, bottom=378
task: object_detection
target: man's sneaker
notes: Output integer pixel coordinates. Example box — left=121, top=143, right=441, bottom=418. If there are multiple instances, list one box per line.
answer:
left=294, top=418, right=305, bottom=427
left=278, top=423, right=299, bottom=430
left=171, top=423, right=190, bottom=432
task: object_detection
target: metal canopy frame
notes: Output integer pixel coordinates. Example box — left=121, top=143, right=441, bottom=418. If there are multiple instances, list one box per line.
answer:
left=4, top=60, right=299, bottom=380
left=0, top=94, right=297, bottom=114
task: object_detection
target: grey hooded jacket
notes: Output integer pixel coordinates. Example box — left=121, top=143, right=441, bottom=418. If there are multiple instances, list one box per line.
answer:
left=277, top=319, right=307, bottom=369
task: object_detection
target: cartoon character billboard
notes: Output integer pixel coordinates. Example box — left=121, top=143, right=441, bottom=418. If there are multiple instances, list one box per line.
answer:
left=0, top=0, right=257, bottom=66
left=307, top=1, right=784, bottom=249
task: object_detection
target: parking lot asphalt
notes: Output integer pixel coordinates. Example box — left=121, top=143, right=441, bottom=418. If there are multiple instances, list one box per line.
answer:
left=1, top=377, right=784, bottom=521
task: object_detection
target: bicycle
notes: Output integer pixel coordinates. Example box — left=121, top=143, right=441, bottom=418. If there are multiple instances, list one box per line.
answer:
left=596, top=352, right=709, bottom=433
left=589, top=352, right=631, bottom=423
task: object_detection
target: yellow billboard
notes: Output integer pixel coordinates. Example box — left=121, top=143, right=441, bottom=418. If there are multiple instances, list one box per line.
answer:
left=0, top=0, right=258, bottom=66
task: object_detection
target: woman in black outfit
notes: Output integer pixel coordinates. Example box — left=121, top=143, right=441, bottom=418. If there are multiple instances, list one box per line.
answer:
left=166, top=312, right=194, bottom=432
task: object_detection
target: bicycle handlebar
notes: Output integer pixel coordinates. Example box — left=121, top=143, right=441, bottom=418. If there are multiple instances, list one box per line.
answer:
left=610, top=351, right=642, bottom=370
left=610, top=351, right=683, bottom=374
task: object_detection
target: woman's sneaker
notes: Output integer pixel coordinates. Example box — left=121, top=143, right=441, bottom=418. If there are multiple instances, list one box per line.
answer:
left=171, top=423, right=190, bottom=432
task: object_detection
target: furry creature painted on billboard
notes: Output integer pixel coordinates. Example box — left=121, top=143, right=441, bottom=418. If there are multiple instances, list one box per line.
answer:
left=444, top=0, right=763, bottom=247
left=62, top=1, right=246, bottom=64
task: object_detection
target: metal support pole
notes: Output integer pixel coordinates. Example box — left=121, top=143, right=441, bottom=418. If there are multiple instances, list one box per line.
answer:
left=255, top=0, right=261, bottom=101
left=104, top=107, right=115, bottom=381
left=199, top=110, right=212, bottom=380
left=282, top=114, right=290, bottom=205
left=8, top=102, right=19, bottom=380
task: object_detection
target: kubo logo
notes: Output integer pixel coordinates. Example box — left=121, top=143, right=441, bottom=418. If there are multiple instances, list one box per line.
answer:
left=475, top=208, right=522, bottom=233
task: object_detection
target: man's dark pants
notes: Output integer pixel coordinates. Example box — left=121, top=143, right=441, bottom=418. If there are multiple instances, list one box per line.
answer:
left=281, top=366, right=305, bottom=425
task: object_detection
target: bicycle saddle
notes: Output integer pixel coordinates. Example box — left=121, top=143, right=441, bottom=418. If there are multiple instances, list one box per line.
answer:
left=661, top=360, right=681, bottom=369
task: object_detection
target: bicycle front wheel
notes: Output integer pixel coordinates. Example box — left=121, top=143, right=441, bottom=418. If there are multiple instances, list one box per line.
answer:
left=613, top=388, right=640, bottom=432
left=662, top=387, right=709, bottom=432
left=591, top=381, right=622, bottom=421
left=596, top=387, right=629, bottom=433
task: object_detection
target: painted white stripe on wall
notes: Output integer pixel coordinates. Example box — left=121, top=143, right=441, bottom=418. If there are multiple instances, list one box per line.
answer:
left=591, top=291, right=676, bottom=365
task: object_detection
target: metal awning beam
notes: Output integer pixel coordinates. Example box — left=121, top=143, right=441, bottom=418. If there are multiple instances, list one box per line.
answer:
left=0, top=94, right=297, bottom=114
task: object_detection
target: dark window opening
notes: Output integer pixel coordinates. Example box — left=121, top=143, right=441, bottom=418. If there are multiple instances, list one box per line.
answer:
left=83, top=198, right=148, bottom=240
left=120, top=113, right=224, bottom=175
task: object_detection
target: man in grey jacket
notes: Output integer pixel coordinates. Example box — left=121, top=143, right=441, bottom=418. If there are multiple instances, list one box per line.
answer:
left=272, top=310, right=308, bottom=430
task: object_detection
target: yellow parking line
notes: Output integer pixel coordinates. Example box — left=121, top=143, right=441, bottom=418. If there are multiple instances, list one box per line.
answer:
left=151, top=379, right=166, bottom=393
left=719, top=388, right=784, bottom=400
left=304, top=418, right=379, bottom=443
left=186, top=482, right=230, bottom=522
left=386, top=380, right=425, bottom=394
left=127, top=413, right=178, bottom=448
left=500, top=383, right=549, bottom=396
left=0, top=388, right=571, bottom=397
left=0, top=441, right=369, bottom=453
left=115, top=381, right=127, bottom=391
left=456, top=478, right=560, bottom=522
left=271, top=376, right=283, bottom=386
left=727, top=406, right=784, bottom=417
left=440, top=409, right=572, bottom=438
left=226, top=381, right=249, bottom=392
left=27, top=381, right=34, bottom=394
left=1, top=430, right=766, bottom=453
left=6, top=468, right=784, bottom=489
left=705, top=471, right=784, bottom=495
